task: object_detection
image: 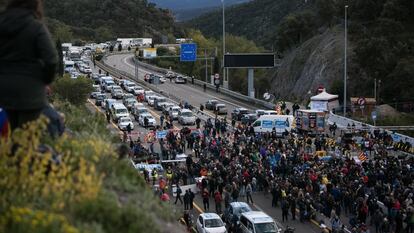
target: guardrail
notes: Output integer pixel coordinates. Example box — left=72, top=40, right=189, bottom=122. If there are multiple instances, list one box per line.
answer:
left=328, top=112, right=414, bottom=147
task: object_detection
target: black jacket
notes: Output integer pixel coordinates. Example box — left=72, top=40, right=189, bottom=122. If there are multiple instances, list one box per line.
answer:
left=0, top=8, right=57, bottom=110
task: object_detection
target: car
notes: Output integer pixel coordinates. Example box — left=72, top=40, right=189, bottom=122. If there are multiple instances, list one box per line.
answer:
left=70, top=71, right=81, bottom=79
left=158, top=102, right=173, bottom=113
left=124, top=82, right=137, bottom=93
left=144, top=90, right=155, bottom=100
left=103, top=80, right=115, bottom=92
left=178, top=109, right=195, bottom=125
left=92, top=84, right=101, bottom=92
left=215, top=103, right=227, bottom=115
left=166, top=71, right=176, bottom=79
left=122, top=93, right=135, bottom=102
left=82, top=65, right=92, bottom=74
left=139, top=113, right=156, bottom=127
left=112, top=89, right=124, bottom=99
left=196, top=213, right=227, bottom=233
left=231, top=108, right=250, bottom=121
left=147, top=95, right=158, bottom=106
left=110, top=103, right=129, bottom=121
left=132, top=107, right=149, bottom=121
left=174, top=76, right=187, bottom=84
left=241, top=113, right=258, bottom=125
left=124, top=98, right=138, bottom=110
left=118, top=116, right=134, bottom=131
left=255, top=109, right=266, bottom=117
left=95, top=94, right=106, bottom=106
left=205, top=100, right=219, bottom=110
left=154, top=96, right=168, bottom=110
left=167, top=106, right=181, bottom=120
left=90, top=91, right=101, bottom=99
left=132, top=86, right=145, bottom=96
left=239, top=211, right=281, bottom=233
left=263, top=110, right=278, bottom=115
left=159, top=77, right=167, bottom=83
left=222, top=202, right=252, bottom=224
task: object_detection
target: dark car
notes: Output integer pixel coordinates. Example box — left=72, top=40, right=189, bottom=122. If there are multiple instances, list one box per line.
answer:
left=231, top=107, right=250, bottom=121
left=241, top=113, right=258, bottom=125
left=222, top=202, right=252, bottom=224
left=95, top=94, right=106, bottom=106
left=205, top=99, right=219, bottom=110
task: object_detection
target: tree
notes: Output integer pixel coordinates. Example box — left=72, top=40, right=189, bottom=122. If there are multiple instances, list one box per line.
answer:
left=52, top=75, right=93, bottom=106
left=54, top=24, right=73, bottom=42
left=95, top=27, right=113, bottom=42
left=55, top=38, right=64, bottom=76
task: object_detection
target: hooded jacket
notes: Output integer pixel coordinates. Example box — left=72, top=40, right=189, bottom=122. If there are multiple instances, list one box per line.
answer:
left=0, top=8, right=57, bottom=110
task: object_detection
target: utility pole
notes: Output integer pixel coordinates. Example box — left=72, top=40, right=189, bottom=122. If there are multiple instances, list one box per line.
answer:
left=343, top=5, right=348, bottom=117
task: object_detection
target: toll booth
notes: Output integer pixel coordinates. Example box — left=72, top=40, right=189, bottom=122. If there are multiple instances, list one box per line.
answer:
left=296, top=110, right=326, bottom=134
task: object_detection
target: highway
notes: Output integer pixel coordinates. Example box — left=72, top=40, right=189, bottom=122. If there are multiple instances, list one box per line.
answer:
left=103, top=53, right=272, bottom=119
left=95, top=54, right=330, bottom=233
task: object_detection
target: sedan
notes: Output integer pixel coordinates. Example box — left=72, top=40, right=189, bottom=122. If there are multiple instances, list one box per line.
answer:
left=205, top=99, right=219, bottom=110
left=118, top=117, right=134, bottom=131
left=231, top=107, right=250, bottom=121
left=139, top=113, right=156, bottom=128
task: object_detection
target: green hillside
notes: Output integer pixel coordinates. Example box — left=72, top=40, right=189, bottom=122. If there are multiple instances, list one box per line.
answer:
left=189, top=0, right=414, bottom=104
left=44, top=0, right=183, bottom=43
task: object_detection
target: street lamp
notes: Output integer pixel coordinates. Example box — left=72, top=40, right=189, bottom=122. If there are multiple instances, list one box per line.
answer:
left=221, top=0, right=228, bottom=89
left=343, top=5, right=348, bottom=117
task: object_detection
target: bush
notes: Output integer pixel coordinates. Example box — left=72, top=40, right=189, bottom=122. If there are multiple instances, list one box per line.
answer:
left=52, top=75, right=93, bottom=106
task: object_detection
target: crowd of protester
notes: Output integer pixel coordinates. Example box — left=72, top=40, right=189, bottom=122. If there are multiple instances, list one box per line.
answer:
left=130, top=115, right=413, bottom=233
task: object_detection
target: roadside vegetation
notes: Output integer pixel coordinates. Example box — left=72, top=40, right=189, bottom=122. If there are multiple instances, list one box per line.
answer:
left=0, top=76, right=182, bottom=233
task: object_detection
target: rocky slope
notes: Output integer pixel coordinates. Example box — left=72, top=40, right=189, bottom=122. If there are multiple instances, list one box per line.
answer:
left=270, top=27, right=346, bottom=102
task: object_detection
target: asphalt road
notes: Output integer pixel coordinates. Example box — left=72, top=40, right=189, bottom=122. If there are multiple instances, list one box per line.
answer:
left=104, top=53, right=281, bottom=119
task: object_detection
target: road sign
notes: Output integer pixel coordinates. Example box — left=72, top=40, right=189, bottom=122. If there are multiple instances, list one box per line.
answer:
left=371, top=111, right=377, bottom=120
left=180, top=43, right=197, bottom=62
left=357, top=97, right=366, bottom=106
left=156, top=130, right=167, bottom=139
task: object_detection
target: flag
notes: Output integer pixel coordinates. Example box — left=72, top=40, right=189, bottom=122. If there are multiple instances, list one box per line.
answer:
left=358, top=152, right=368, bottom=162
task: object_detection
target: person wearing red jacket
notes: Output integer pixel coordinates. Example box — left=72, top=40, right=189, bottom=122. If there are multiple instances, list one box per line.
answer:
left=214, top=190, right=222, bottom=214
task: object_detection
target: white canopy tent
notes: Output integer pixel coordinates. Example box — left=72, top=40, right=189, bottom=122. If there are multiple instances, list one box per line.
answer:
left=310, top=90, right=339, bottom=112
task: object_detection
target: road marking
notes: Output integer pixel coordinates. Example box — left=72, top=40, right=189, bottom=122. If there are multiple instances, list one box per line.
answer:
left=193, top=202, right=204, bottom=214
left=87, top=99, right=122, bottom=133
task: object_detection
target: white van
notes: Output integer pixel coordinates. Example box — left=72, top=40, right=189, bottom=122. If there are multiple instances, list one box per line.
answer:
left=100, top=76, right=113, bottom=86
left=252, top=115, right=294, bottom=136
left=111, top=103, right=129, bottom=121
left=239, top=211, right=281, bottom=233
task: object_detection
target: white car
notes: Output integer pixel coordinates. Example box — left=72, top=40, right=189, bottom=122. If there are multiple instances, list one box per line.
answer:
left=124, top=82, right=137, bottom=93
left=124, top=98, right=138, bottom=110
left=147, top=95, right=158, bottom=106
left=139, top=113, right=156, bottom=127
left=112, top=90, right=124, bottom=99
left=132, top=86, right=145, bottom=96
left=83, top=65, right=92, bottom=74
left=118, top=116, right=134, bottom=131
left=144, top=91, right=155, bottom=101
left=132, top=107, right=149, bottom=121
left=122, top=93, right=135, bottom=102
left=178, top=109, right=195, bottom=125
left=196, top=213, right=227, bottom=233
left=167, top=105, right=181, bottom=120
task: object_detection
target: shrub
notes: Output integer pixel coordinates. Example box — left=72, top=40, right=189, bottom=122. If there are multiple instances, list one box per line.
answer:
left=52, top=75, right=93, bottom=106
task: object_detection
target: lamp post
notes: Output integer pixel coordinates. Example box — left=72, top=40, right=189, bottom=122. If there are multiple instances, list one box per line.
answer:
left=343, top=5, right=348, bottom=117
left=221, top=0, right=228, bottom=89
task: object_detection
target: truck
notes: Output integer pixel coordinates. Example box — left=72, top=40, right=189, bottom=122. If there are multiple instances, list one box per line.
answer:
left=295, top=109, right=326, bottom=134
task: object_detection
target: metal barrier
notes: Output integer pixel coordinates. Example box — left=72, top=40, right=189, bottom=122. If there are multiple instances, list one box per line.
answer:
left=328, top=112, right=414, bottom=146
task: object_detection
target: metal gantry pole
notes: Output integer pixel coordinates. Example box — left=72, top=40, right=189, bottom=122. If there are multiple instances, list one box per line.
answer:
left=222, top=0, right=227, bottom=89
left=343, top=5, right=348, bottom=117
